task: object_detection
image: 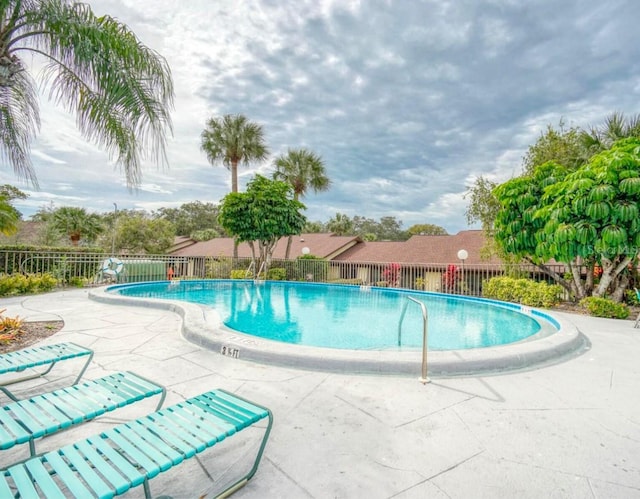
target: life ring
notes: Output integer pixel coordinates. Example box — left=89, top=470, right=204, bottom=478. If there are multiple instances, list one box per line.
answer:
left=101, top=257, right=124, bottom=276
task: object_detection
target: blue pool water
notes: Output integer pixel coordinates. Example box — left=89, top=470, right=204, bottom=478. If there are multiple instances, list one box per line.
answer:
left=109, top=280, right=553, bottom=351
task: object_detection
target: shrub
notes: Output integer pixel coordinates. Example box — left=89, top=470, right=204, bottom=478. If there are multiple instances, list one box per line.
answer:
left=67, top=276, right=87, bottom=288
left=625, top=289, right=639, bottom=306
left=230, top=269, right=249, bottom=279
left=37, top=273, right=58, bottom=292
left=0, top=273, right=58, bottom=296
left=483, top=276, right=563, bottom=308
left=267, top=268, right=286, bottom=280
left=579, top=297, right=629, bottom=319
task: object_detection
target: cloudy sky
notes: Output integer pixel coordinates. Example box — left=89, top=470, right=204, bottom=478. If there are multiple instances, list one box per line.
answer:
left=4, top=0, right=640, bottom=233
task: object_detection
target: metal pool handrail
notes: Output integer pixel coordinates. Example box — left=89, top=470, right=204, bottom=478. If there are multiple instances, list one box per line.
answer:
left=398, top=296, right=430, bottom=384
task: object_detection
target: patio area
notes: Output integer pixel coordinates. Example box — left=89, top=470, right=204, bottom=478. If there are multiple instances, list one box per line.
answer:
left=1, top=288, right=639, bottom=498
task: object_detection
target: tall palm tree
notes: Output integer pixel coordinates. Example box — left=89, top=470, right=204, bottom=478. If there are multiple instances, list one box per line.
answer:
left=0, top=1, right=174, bottom=188
left=200, top=114, right=269, bottom=193
left=273, top=148, right=331, bottom=258
left=52, top=206, right=103, bottom=246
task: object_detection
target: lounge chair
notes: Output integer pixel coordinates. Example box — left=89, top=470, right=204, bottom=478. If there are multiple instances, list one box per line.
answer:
left=0, top=389, right=272, bottom=498
left=0, top=343, right=93, bottom=401
left=0, top=371, right=165, bottom=457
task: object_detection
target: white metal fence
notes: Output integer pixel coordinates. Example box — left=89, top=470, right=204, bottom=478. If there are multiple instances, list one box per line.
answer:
left=0, top=250, right=570, bottom=297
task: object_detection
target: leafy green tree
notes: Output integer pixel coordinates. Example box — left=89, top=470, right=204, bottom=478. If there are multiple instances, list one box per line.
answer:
left=29, top=201, right=63, bottom=245
left=377, top=216, right=407, bottom=241
left=349, top=215, right=407, bottom=241
left=114, top=214, right=175, bottom=254
left=0, top=0, right=174, bottom=187
left=35, top=220, right=63, bottom=246
left=465, top=176, right=499, bottom=231
left=494, top=138, right=640, bottom=301
left=538, top=138, right=640, bottom=301
left=522, top=121, right=585, bottom=174
left=200, top=114, right=269, bottom=193
left=155, top=201, right=224, bottom=237
left=494, top=161, right=573, bottom=292
left=303, top=220, right=324, bottom=233
left=326, top=213, right=353, bottom=236
left=0, top=185, right=26, bottom=209
left=29, top=201, right=56, bottom=222
left=190, top=228, right=221, bottom=241
left=218, top=175, right=306, bottom=274
left=52, top=206, right=104, bottom=246
left=351, top=216, right=377, bottom=237
left=468, top=122, right=585, bottom=260
left=273, top=147, right=331, bottom=258
left=407, top=224, right=448, bottom=236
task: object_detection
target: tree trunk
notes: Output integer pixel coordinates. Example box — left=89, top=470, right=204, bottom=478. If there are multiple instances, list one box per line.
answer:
left=247, top=241, right=256, bottom=277
left=284, top=193, right=299, bottom=260
left=610, top=272, right=630, bottom=303
left=594, top=255, right=632, bottom=300
left=231, top=160, right=239, bottom=193
left=284, top=235, right=293, bottom=260
left=231, top=159, right=239, bottom=259
left=568, top=262, right=586, bottom=300
left=584, top=260, right=595, bottom=296
left=525, top=257, right=574, bottom=296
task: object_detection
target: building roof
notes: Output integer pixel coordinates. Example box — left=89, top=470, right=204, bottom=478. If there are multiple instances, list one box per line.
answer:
left=169, top=230, right=499, bottom=266
left=333, top=230, right=500, bottom=265
left=169, top=233, right=362, bottom=260
left=167, top=236, right=197, bottom=253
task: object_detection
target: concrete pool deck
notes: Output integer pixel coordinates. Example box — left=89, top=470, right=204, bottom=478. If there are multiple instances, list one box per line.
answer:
left=1, top=287, right=639, bottom=498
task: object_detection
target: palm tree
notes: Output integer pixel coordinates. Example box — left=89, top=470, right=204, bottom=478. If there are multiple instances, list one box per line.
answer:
left=0, top=198, right=18, bottom=235
left=0, top=184, right=25, bottom=235
left=200, top=114, right=269, bottom=193
left=52, top=206, right=103, bottom=246
left=0, top=1, right=174, bottom=188
left=581, top=112, right=640, bottom=158
left=273, top=148, right=331, bottom=258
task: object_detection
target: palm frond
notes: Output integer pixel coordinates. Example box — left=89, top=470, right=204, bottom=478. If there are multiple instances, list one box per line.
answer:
left=201, top=114, right=269, bottom=169
left=0, top=68, right=40, bottom=186
left=0, top=197, right=19, bottom=236
left=273, top=147, right=330, bottom=198
left=3, top=0, right=174, bottom=188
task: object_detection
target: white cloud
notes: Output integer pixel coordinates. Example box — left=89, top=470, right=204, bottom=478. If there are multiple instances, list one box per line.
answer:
left=2, top=0, right=638, bottom=234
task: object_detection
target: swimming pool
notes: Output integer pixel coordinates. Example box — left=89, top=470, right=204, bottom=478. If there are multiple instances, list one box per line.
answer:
left=92, top=280, right=584, bottom=376
left=109, top=280, right=551, bottom=350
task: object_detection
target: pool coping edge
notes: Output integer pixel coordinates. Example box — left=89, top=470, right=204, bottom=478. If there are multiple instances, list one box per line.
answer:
left=88, top=286, right=587, bottom=377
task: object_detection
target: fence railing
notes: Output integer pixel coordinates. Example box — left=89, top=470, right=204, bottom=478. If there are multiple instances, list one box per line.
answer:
left=0, top=250, right=572, bottom=297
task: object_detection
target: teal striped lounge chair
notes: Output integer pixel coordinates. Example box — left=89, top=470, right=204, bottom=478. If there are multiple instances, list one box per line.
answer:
left=0, top=389, right=272, bottom=498
left=0, top=343, right=94, bottom=401
left=0, top=371, right=165, bottom=457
